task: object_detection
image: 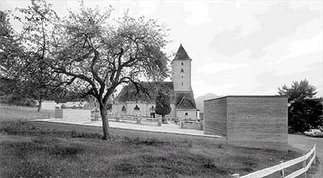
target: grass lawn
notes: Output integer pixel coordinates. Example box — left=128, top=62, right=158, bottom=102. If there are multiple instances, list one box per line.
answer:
left=0, top=105, right=303, bottom=178
left=0, top=104, right=54, bottom=121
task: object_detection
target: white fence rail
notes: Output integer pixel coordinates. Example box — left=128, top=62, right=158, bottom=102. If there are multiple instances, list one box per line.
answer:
left=232, top=144, right=316, bottom=178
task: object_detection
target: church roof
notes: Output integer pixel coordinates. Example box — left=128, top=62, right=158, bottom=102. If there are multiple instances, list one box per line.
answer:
left=115, top=82, right=175, bottom=103
left=172, top=44, right=191, bottom=62
left=115, top=82, right=197, bottom=111
left=176, top=97, right=197, bottom=110
left=174, top=92, right=197, bottom=110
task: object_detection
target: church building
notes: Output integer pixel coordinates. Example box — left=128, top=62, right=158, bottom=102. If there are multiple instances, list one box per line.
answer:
left=112, top=44, right=198, bottom=120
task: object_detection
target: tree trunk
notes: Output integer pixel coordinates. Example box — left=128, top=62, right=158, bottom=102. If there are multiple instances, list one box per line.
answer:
left=162, top=115, right=167, bottom=124
left=99, top=102, right=110, bottom=140
left=37, top=99, right=42, bottom=112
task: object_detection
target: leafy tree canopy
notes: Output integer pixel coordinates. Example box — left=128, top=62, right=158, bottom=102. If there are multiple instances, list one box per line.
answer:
left=278, top=79, right=323, bottom=133
left=2, top=0, right=170, bottom=139
left=278, top=79, right=317, bottom=102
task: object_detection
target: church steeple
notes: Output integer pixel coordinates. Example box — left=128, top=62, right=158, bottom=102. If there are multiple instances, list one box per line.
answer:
left=172, top=44, right=192, bottom=62
left=171, top=44, right=192, bottom=92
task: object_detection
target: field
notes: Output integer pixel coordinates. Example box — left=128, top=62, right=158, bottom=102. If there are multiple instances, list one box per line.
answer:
left=0, top=105, right=303, bottom=177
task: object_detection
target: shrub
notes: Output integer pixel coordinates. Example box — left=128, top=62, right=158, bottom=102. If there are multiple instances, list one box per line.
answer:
left=0, top=94, right=37, bottom=107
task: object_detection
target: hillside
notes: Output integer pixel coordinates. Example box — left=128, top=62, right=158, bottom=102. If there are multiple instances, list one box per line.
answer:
left=195, top=93, right=220, bottom=112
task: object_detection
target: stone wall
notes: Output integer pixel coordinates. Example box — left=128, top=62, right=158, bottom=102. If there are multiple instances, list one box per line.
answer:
left=204, top=96, right=288, bottom=150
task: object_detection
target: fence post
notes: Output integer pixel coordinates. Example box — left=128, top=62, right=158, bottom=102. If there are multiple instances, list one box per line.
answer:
left=280, top=161, right=285, bottom=178
left=303, top=154, right=307, bottom=178
left=136, top=117, right=141, bottom=124
left=313, top=144, right=316, bottom=165
left=180, top=121, right=184, bottom=129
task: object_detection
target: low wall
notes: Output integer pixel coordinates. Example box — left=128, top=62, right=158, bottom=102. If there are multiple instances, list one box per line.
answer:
left=42, top=100, right=56, bottom=110
left=32, top=121, right=226, bottom=146
left=204, top=96, right=288, bottom=150
left=55, top=109, right=91, bottom=122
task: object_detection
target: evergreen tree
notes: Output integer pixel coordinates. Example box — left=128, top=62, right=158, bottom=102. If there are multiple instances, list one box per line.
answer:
left=155, top=90, right=171, bottom=124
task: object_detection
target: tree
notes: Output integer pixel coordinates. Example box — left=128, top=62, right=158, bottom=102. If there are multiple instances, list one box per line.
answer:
left=278, top=79, right=323, bottom=133
left=51, top=3, right=169, bottom=139
left=10, top=0, right=60, bottom=111
left=0, top=10, right=24, bottom=78
left=278, top=79, right=317, bottom=102
left=155, top=90, right=171, bottom=124
left=0, top=11, right=32, bottom=106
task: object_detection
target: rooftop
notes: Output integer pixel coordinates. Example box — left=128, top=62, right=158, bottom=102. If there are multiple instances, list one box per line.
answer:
left=172, top=44, right=191, bottom=62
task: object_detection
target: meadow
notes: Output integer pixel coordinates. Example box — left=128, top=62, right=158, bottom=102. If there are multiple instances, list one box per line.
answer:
left=0, top=105, right=303, bottom=177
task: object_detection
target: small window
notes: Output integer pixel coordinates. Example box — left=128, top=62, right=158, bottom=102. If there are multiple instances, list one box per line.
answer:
left=181, top=75, right=184, bottom=79
left=181, top=62, right=184, bottom=65
left=121, top=106, right=126, bottom=111
left=181, top=82, right=183, bottom=86
left=134, top=105, right=140, bottom=111
left=185, top=113, right=188, bottom=116
left=181, top=69, right=184, bottom=73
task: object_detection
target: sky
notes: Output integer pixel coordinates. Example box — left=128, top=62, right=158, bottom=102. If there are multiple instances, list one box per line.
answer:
left=1, top=0, right=322, bottom=98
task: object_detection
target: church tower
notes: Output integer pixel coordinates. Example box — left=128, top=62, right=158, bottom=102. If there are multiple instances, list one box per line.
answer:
left=171, top=44, right=197, bottom=119
left=171, top=44, right=192, bottom=92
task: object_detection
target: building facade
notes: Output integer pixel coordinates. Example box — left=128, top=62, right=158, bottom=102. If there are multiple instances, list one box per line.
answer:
left=112, top=44, right=198, bottom=120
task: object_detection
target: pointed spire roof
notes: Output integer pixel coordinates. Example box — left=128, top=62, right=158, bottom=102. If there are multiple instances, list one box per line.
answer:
left=173, top=44, right=191, bottom=62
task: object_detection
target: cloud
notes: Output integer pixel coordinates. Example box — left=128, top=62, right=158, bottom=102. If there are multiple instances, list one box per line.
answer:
left=184, top=2, right=212, bottom=26
left=196, top=62, right=248, bottom=74
left=192, top=80, right=236, bottom=97
left=138, top=1, right=157, bottom=16
left=254, top=60, right=323, bottom=96
left=279, top=33, right=322, bottom=61
left=209, top=2, right=320, bottom=56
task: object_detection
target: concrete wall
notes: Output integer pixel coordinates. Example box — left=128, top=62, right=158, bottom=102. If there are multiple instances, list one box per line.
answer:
left=55, top=109, right=91, bottom=122
left=204, top=96, right=288, bottom=150
left=42, top=100, right=56, bottom=110
left=204, top=97, right=227, bottom=136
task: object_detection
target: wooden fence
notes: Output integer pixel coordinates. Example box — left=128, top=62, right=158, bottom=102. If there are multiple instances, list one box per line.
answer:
left=231, top=144, right=316, bottom=178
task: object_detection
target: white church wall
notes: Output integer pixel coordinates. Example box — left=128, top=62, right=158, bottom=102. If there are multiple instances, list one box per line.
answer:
left=176, top=110, right=197, bottom=121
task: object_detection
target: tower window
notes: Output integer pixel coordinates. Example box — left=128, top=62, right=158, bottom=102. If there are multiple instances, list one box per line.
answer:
left=182, top=82, right=183, bottom=86
left=121, top=106, right=126, bottom=111
left=185, top=113, right=188, bottom=116
left=181, top=62, right=184, bottom=65
left=181, top=69, right=184, bottom=73
left=181, top=75, right=183, bottom=79
left=134, top=105, right=140, bottom=111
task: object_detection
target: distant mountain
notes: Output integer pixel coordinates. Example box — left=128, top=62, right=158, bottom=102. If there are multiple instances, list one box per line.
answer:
left=195, top=93, right=220, bottom=112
